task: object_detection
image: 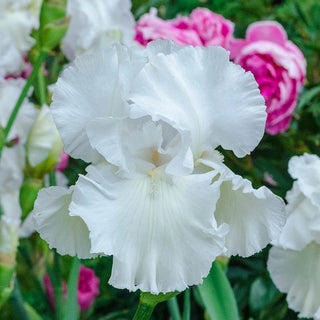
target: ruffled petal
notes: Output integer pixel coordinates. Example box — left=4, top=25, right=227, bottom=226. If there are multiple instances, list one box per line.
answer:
left=288, top=153, right=320, bottom=208
left=144, top=39, right=185, bottom=57
left=278, top=193, right=320, bottom=250
left=51, top=45, right=146, bottom=162
left=209, top=163, right=286, bottom=257
left=33, top=186, right=96, bottom=259
left=129, top=45, right=266, bottom=159
left=268, top=243, right=320, bottom=319
left=69, top=164, right=227, bottom=294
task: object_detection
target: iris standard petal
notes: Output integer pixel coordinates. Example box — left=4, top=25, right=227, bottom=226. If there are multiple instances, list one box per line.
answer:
left=129, top=44, right=266, bottom=159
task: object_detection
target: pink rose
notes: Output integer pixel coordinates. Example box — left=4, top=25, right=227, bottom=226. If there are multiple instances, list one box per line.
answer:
left=56, top=152, right=69, bottom=172
left=230, top=21, right=306, bottom=135
left=135, top=8, right=234, bottom=49
left=43, top=265, right=100, bottom=312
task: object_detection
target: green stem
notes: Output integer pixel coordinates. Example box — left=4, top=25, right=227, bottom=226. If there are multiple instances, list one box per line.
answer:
left=167, top=297, right=181, bottom=320
left=63, top=256, right=80, bottom=320
left=132, top=300, right=156, bottom=320
left=37, top=64, right=47, bottom=106
left=49, top=171, right=57, bottom=186
left=51, top=252, right=64, bottom=320
left=0, top=51, right=47, bottom=159
left=182, top=289, right=190, bottom=320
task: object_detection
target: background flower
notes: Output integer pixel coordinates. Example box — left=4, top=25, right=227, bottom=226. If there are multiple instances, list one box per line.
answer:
left=230, top=21, right=306, bottom=135
left=43, top=265, right=99, bottom=312
left=135, top=8, right=233, bottom=49
left=62, top=0, right=135, bottom=60
left=268, top=153, right=320, bottom=319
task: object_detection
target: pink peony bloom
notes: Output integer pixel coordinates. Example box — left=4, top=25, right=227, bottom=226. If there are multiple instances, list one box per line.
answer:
left=230, top=21, right=306, bottom=135
left=43, top=265, right=99, bottom=312
left=56, top=152, right=69, bottom=172
left=135, top=8, right=233, bottom=49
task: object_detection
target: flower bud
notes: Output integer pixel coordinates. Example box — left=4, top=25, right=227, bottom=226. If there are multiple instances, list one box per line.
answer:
left=26, top=105, right=63, bottom=179
left=40, top=17, right=70, bottom=53
left=19, top=177, right=43, bottom=219
left=40, top=0, right=67, bottom=27
left=30, top=0, right=69, bottom=55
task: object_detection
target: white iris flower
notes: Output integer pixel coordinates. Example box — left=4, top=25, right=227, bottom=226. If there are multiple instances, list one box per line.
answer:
left=62, top=0, right=135, bottom=60
left=0, top=0, right=41, bottom=75
left=33, top=41, right=285, bottom=294
left=268, top=153, right=320, bottom=319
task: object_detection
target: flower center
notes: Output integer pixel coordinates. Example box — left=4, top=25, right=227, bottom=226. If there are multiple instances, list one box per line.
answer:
left=151, top=150, right=160, bottom=166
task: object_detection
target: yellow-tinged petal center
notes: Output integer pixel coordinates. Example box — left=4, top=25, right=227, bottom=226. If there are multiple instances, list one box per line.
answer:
left=151, top=150, right=160, bottom=166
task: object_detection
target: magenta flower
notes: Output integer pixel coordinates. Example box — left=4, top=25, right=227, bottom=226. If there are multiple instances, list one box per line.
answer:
left=43, top=265, right=99, bottom=312
left=185, top=8, right=234, bottom=48
left=43, top=274, right=67, bottom=309
left=230, top=21, right=306, bottom=135
left=56, top=152, right=69, bottom=172
left=77, top=265, right=100, bottom=312
left=135, top=8, right=202, bottom=47
left=135, top=8, right=233, bottom=49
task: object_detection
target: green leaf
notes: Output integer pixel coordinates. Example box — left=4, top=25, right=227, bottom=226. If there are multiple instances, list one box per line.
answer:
left=197, top=261, right=240, bottom=320
left=0, top=264, right=15, bottom=308
left=24, top=303, right=43, bottom=320
left=296, top=86, right=320, bottom=113
left=140, top=291, right=179, bottom=307
left=249, top=277, right=279, bottom=313
left=167, top=297, right=181, bottom=320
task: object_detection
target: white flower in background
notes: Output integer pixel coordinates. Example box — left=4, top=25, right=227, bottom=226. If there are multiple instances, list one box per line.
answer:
left=268, top=153, right=320, bottom=320
left=62, top=0, right=135, bottom=60
left=0, top=77, right=38, bottom=243
left=0, top=78, right=38, bottom=142
left=34, top=41, right=286, bottom=294
left=0, top=0, right=41, bottom=75
left=0, top=145, right=24, bottom=253
left=0, top=30, right=22, bottom=77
